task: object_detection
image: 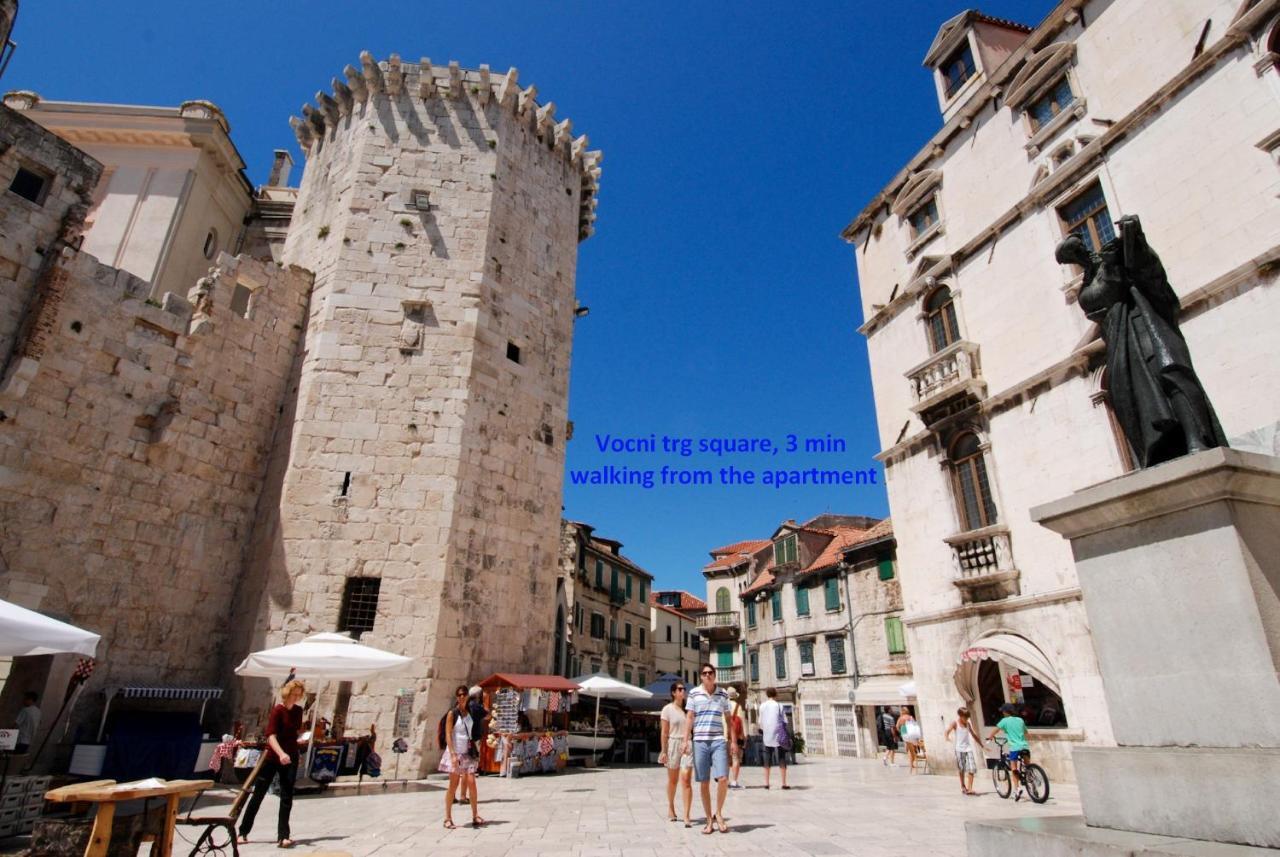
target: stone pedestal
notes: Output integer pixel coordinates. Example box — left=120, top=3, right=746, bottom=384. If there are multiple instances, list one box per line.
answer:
left=968, top=448, right=1280, bottom=855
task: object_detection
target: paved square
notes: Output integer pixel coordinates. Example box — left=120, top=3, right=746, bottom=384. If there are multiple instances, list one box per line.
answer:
left=222, top=757, right=1081, bottom=856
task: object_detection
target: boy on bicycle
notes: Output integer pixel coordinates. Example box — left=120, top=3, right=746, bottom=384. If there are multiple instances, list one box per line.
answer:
left=987, top=703, right=1031, bottom=801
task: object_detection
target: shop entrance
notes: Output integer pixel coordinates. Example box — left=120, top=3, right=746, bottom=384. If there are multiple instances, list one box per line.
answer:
left=956, top=633, right=1068, bottom=734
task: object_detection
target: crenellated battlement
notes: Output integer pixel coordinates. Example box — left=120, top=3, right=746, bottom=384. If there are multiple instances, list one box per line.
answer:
left=288, top=52, right=602, bottom=239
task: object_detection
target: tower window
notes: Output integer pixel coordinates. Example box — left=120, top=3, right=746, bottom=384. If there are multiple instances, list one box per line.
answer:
left=506, top=341, right=521, bottom=363
left=924, top=285, right=960, bottom=353
left=338, top=577, right=381, bottom=638
left=230, top=284, right=252, bottom=318
left=941, top=42, right=976, bottom=99
left=949, top=432, right=998, bottom=531
left=8, top=166, right=50, bottom=205
left=203, top=228, right=219, bottom=260
left=340, top=471, right=352, bottom=496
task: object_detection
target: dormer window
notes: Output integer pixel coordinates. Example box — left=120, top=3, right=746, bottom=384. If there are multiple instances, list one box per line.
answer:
left=774, top=534, right=797, bottom=567
left=1027, top=77, right=1075, bottom=133
left=941, top=42, right=977, bottom=99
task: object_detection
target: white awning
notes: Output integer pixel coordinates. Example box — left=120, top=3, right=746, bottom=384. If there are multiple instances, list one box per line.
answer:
left=115, top=686, right=223, bottom=701
left=0, top=598, right=100, bottom=657
left=853, top=675, right=915, bottom=706
left=956, top=633, right=1061, bottom=696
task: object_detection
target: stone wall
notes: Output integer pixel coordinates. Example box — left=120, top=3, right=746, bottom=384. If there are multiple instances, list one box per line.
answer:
left=0, top=102, right=99, bottom=368
left=0, top=247, right=312, bottom=744
left=230, top=55, right=600, bottom=775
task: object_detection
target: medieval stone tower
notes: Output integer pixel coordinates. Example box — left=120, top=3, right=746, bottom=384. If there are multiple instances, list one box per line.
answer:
left=232, top=54, right=600, bottom=773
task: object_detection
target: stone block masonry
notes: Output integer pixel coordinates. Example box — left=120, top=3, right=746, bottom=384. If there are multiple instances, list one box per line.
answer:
left=0, top=246, right=312, bottom=711
left=230, top=54, right=601, bottom=776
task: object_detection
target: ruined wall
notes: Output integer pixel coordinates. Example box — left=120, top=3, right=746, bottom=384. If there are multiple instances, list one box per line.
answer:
left=0, top=101, right=99, bottom=367
left=0, top=247, right=311, bottom=739
left=232, top=54, right=600, bottom=774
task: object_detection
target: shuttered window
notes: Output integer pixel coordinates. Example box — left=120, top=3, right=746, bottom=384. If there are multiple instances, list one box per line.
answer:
left=885, top=616, right=907, bottom=655
left=795, top=585, right=810, bottom=616
left=827, top=637, right=847, bottom=674
left=773, top=644, right=788, bottom=680
left=770, top=590, right=783, bottom=621
left=878, top=557, right=895, bottom=581
left=824, top=578, right=840, bottom=611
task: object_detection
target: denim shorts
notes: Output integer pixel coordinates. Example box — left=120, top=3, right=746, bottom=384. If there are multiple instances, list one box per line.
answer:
left=692, top=739, right=729, bottom=783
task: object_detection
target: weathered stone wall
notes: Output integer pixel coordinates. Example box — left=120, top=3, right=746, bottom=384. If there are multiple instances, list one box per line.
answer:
left=0, top=247, right=312, bottom=743
left=0, top=102, right=100, bottom=368
left=230, top=56, right=600, bottom=775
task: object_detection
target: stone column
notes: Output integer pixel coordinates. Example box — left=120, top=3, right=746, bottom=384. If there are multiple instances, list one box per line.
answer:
left=968, top=448, right=1280, bottom=854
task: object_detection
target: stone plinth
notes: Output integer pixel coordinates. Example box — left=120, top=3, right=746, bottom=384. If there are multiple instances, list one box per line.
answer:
left=968, top=448, right=1280, bottom=854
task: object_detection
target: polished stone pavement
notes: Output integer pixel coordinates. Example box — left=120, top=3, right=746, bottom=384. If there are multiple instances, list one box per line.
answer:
left=219, top=756, right=1081, bottom=857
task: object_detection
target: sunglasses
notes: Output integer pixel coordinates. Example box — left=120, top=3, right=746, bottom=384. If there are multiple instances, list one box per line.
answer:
left=673, top=686, right=686, bottom=692
left=700, top=670, right=715, bottom=676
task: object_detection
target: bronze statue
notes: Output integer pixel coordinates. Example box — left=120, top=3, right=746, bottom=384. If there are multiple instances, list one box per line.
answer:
left=1056, top=215, right=1226, bottom=468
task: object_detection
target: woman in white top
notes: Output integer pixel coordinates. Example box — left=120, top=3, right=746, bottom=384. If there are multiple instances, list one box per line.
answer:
left=944, top=706, right=983, bottom=795
left=657, top=681, right=694, bottom=827
left=444, top=684, right=484, bottom=829
left=896, top=706, right=924, bottom=774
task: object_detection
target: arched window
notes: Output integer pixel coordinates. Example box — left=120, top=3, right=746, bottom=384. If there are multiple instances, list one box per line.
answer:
left=924, top=286, right=960, bottom=353
left=715, top=587, right=731, bottom=613
left=949, top=432, right=998, bottom=531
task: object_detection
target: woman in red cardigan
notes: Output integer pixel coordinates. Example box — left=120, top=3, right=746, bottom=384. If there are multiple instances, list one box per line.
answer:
left=239, top=679, right=305, bottom=848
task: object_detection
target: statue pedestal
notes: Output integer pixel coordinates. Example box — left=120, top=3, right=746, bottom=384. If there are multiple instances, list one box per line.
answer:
left=967, top=448, right=1280, bottom=855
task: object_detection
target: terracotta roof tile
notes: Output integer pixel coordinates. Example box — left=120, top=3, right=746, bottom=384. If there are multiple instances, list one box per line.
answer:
left=650, top=591, right=707, bottom=612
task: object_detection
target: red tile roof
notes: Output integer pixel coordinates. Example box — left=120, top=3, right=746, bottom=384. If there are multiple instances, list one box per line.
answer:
left=650, top=591, right=707, bottom=612
left=652, top=602, right=697, bottom=622
left=740, top=566, right=776, bottom=598
left=709, top=539, right=771, bottom=556
left=703, top=539, right=770, bottom=572
left=478, top=673, right=580, bottom=692
left=801, top=525, right=871, bottom=575
left=740, top=517, right=894, bottom=591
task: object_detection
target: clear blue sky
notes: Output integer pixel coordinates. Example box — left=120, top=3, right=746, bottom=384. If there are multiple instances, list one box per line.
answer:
left=8, top=1, right=1056, bottom=595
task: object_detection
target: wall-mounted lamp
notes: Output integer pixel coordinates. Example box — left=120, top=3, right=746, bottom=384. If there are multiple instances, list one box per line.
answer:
left=573, top=305, right=590, bottom=319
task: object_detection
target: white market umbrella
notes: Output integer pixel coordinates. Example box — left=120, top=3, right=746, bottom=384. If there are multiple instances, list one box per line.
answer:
left=570, top=672, right=652, bottom=764
left=0, top=598, right=99, bottom=657
left=235, top=632, right=413, bottom=766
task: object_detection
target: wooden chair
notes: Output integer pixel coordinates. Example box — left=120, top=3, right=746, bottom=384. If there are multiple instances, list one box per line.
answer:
left=175, top=751, right=267, bottom=857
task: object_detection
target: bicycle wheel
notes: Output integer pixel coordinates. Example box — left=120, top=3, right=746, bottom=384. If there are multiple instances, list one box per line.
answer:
left=1024, top=763, right=1050, bottom=804
left=992, top=762, right=1012, bottom=798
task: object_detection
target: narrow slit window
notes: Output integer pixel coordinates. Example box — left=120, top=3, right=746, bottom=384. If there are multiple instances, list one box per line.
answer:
left=506, top=341, right=521, bottom=364
left=340, top=471, right=352, bottom=496
left=8, top=167, right=49, bottom=205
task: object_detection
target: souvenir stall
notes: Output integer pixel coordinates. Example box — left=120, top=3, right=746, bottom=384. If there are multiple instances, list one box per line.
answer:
left=476, top=674, right=577, bottom=777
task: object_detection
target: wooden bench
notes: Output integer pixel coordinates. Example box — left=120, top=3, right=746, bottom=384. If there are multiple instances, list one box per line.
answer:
left=174, top=751, right=267, bottom=857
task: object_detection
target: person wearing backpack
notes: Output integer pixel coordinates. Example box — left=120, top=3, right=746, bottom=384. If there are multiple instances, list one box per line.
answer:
left=758, top=687, right=789, bottom=790
left=442, top=685, right=485, bottom=829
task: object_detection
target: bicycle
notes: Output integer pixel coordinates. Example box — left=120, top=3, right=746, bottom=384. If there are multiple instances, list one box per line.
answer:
left=989, top=736, right=1050, bottom=804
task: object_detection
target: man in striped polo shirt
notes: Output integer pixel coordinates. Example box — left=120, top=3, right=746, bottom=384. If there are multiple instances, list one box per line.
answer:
left=682, top=662, right=732, bottom=833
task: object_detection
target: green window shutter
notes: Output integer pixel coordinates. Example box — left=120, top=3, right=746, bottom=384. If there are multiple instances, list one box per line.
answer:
left=624, top=622, right=632, bottom=644
left=828, top=637, right=847, bottom=674
left=773, top=644, right=787, bottom=680
left=885, top=616, right=906, bottom=654
left=640, top=579, right=647, bottom=602
left=770, top=590, right=782, bottom=620
left=611, top=566, right=618, bottom=591
left=795, top=585, right=810, bottom=616
left=749, top=650, right=759, bottom=682
left=824, top=578, right=840, bottom=611
left=788, top=536, right=798, bottom=564
left=878, top=557, right=895, bottom=581
left=626, top=573, right=633, bottom=599
left=746, top=601, right=757, bottom=627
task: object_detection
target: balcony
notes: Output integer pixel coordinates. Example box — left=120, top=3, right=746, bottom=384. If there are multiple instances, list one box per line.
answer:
left=609, top=587, right=627, bottom=607
left=946, top=524, right=1021, bottom=604
left=905, top=341, right=985, bottom=419
left=607, top=636, right=629, bottom=658
left=696, top=611, right=740, bottom=641
left=716, top=665, right=744, bottom=684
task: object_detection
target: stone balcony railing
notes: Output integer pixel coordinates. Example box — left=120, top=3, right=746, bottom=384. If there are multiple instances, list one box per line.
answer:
left=696, top=611, right=740, bottom=638
left=945, top=524, right=1021, bottom=603
left=716, top=665, right=744, bottom=684
left=905, top=340, right=985, bottom=415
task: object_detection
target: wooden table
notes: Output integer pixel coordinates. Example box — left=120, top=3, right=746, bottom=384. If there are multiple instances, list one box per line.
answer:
left=45, top=778, right=214, bottom=857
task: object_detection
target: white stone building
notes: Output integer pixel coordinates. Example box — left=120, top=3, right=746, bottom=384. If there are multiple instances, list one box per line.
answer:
left=842, top=1, right=1280, bottom=782
left=649, top=590, right=706, bottom=685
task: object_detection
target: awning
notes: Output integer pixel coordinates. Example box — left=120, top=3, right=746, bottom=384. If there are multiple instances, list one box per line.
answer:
left=116, top=686, right=223, bottom=701
left=853, top=675, right=915, bottom=706
left=955, top=633, right=1061, bottom=700
left=478, top=673, right=580, bottom=692
left=0, top=598, right=100, bottom=657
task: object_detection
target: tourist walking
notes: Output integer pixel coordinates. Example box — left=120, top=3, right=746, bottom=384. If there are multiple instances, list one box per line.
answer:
left=443, top=685, right=485, bottom=829
left=758, top=687, right=789, bottom=790
left=987, top=703, right=1031, bottom=801
left=879, top=706, right=899, bottom=767
left=726, top=686, right=746, bottom=789
left=658, top=681, right=694, bottom=826
left=238, top=679, right=305, bottom=849
left=682, top=663, right=731, bottom=834
left=897, top=706, right=923, bottom=773
left=456, top=686, right=488, bottom=805
left=944, top=706, right=982, bottom=794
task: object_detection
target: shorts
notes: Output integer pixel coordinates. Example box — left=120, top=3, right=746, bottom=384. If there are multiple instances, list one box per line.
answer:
left=955, top=749, right=978, bottom=773
left=692, top=739, right=728, bottom=783
left=665, top=736, right=693, bottom=771
left=762, top=745, right=788, bottom=768
left=1007, top=749, right=1030, bottom=763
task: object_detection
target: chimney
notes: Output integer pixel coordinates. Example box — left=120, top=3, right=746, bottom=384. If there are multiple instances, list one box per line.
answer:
left=267, top=149, right=293, bottom=187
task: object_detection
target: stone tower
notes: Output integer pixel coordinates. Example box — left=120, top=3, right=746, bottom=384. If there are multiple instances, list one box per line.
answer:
left=233, top=53, right=600, bottom=774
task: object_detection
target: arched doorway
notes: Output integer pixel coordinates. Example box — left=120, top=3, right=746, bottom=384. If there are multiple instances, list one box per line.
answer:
left=954, top=632, right=1068, bottom=731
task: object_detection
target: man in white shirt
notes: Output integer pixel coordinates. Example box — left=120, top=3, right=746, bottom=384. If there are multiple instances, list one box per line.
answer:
left=758, top=687, right=789, bottom=789
left=14, top=692, right=41, bottom=754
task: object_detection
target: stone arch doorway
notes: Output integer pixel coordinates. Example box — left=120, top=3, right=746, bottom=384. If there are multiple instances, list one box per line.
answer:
left=954, top=631, right=1068, bottom=734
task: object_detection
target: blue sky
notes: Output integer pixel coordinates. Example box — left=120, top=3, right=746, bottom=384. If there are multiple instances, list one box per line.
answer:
left=7, top=1, right=1056, bottom=595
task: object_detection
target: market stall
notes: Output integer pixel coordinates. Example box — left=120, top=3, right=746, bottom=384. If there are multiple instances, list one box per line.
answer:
left=476, top=674, right=578, bottom=776
left=233, top=632, right=411, bottom=789
left=569, top=673, right=653, bottom=765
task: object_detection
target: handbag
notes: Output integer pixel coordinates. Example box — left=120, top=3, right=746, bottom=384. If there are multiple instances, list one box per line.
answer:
left=774, top=717, right=792, bottom=751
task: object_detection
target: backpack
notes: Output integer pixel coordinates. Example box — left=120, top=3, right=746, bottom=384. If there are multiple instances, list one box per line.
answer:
left=437, top=710, right=450, bottom=750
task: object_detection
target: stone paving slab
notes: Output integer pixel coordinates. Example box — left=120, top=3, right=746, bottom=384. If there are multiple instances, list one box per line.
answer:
left=218, top=757, right=1080, bottom=857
